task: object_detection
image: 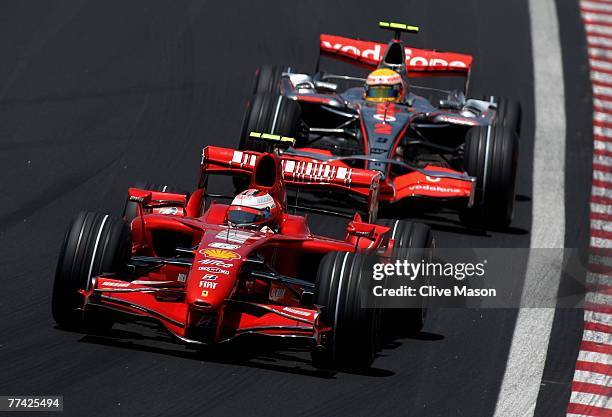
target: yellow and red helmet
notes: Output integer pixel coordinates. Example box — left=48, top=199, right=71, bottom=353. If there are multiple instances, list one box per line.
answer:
left=364, top=68, right=405, bottom=103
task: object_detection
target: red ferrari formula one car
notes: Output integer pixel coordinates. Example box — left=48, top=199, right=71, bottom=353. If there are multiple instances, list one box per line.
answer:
left=237, top=22, right=521, bottom=228
left=52, top=140, right=433, bottom=369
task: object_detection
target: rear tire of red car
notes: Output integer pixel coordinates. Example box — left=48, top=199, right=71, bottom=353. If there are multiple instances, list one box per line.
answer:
left=460, top=125, right=519, bottom=229
left=52, top=211, right=132, bottom=331
left=252, top=65, right=284, bottom=95
left=484, top=96, right=522, bottom=137
left=122, top=182, right=186, bottom=224
left=376, top=219, right=433, bottom=335
left=311, top=252, right=382, bottom=370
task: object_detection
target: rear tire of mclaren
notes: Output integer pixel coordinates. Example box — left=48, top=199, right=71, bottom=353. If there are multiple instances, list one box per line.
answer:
left=484, top=96, right=522, bottom=137
left=311, top=252, right=382, bottom=370
left=52, top=211, right=132, bottom=331
left=460, top=125, right=519, bottom=229
left=122, top=182, right=186, bottom=224
left=376, top=219, right=434, bottom=335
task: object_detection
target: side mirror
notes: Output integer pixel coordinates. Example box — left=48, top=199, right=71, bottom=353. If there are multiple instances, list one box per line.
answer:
left=314, top=80, right=338, bottom=92
left=127, top=188, right=153, bottom=205
left=346, top=222, right=377, bottom=239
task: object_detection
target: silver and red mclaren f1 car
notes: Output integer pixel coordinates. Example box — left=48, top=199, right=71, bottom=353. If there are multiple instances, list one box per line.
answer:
left=238, top=22, right=521, bottom=228
left=52, top=143, right=433, bottom=369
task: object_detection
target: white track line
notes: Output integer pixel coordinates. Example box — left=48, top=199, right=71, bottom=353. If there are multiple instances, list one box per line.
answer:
left=578, top=350, right=612, bottom=365
left=493, top=0, right=567, bottom=416
left=583, top=12, right=612, bottom=24
left=586, top=23, right=612, bottom=36
left=584, top=309, right=612, bottom=324
left=573, top=369, right=612, bottom=387
left=594, top=154, right=612, bottom=167
left=592, top=202, right=612, bottom=214
left=583, top=1, right=612, bottom=13
left=593, top=71, right=612, bottom=86
left=582, top=329, right=612, bottom=345
left=569, top=392, right=612, bottom=409
left=594, top=140, right=612, bottom=153
left=589, top=36, right=612, bottom=49
left=594, top=125, right=612, bottom=138
left=594, top=97, right=612, bottom=110
left=594, top=110, right=612, bottom=124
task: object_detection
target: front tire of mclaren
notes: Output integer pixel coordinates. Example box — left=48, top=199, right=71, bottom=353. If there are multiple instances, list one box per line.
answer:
left=238, top=92, right=301, bottom=152
left=251, top=64, right=284, bottom=95
left=460, top=125, right=519, bottom=229
left=234, top=92, right=301, bottom=191
left=52, top=211, right=131, bottom=331
left=311, top=252, right=382, bottom=370
left=376, top=219, right=434, bottom=335
left=485, top=96, right=522, bottom=137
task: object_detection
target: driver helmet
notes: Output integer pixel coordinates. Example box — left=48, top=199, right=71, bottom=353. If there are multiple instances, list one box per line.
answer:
left=364, top=68, right=405, bottom=103
left=227, top=189, right=278, bottom=230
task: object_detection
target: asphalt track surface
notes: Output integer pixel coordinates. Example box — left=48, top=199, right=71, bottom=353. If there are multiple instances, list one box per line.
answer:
left=0, top=1, right=591, bottom=416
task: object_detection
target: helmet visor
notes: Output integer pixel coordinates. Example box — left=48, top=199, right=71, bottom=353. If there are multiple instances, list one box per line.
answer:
left=228, top=207, right=271, bottom=227
left=365, top=84, right=401, bottom=100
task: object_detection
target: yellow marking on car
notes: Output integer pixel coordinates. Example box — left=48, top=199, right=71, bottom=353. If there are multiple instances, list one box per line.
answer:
left=249, top=131, right=296, bottom=145
left=378, top=21, right=419, bottom=33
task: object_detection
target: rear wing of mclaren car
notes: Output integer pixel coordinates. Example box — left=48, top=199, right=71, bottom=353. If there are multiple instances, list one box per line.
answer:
left=200, top=145, right=381, bottom=222
left=319, top=22, right=473, bottom=78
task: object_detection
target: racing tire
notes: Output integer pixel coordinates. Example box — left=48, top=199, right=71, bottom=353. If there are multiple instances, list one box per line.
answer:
left=123, top=182, right=186, bottom=224
left=252, top=65, right=284, bottom=95
left=460, top=125, right=519, bottom=229
left=234, top=92, right=301, bottom=191
left=484, top=96, right=522, bottom=136
left=311, top=252, right=382, bottom=370
left=376, top=219, right=434, bottom=335
left=52, top=211, right=132, bottom=331
left=238, top=92, right=301, bottom=152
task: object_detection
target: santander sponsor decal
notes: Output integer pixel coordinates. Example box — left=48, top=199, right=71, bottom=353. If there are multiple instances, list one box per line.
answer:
left=320, top=35, right=472, bottom=72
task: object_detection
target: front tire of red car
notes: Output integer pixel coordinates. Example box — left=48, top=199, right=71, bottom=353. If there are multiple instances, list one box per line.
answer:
left=311, top=252, right=382, bottom=370
left=52, top=211, right=131, bottom=331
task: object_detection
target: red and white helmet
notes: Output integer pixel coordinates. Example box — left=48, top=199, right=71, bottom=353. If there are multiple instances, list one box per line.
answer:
left=227, top=189, right=279, bottom=229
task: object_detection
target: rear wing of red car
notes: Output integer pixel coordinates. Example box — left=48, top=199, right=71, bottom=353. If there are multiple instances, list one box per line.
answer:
left=320, top=34, right=473, bottom=76
left=200, top=144, right=381, bottom=222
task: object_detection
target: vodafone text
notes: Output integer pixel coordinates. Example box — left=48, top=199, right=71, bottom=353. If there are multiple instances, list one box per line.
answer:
left=320, top=41, right=469, bottom=69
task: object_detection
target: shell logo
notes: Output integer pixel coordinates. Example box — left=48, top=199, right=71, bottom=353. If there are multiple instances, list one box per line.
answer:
left=200, top=248, right=241, bottom=260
